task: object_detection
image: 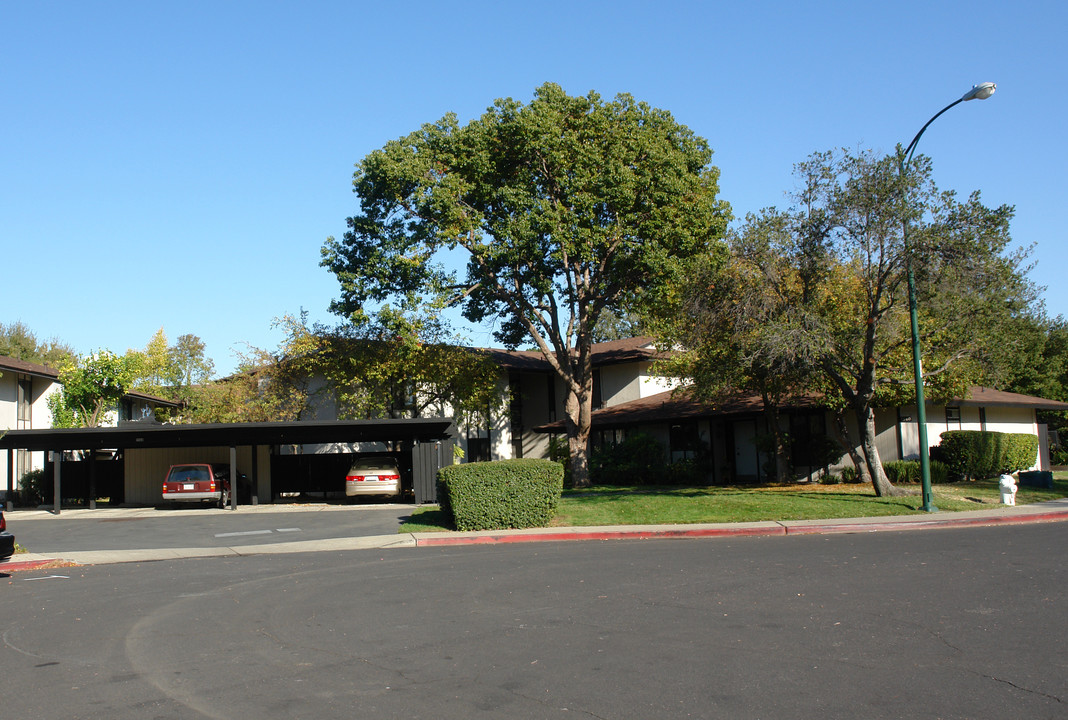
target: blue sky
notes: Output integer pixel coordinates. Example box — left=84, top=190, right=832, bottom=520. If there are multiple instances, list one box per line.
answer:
left=3, top=1, right=1064, bottom=375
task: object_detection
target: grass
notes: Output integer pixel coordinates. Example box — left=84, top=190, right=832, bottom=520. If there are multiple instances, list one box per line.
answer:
left=399, top=473, right=1068, bottom=533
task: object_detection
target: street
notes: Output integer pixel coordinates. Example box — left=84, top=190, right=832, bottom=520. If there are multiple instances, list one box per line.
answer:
left=2, top=523, right=1066, bottom=719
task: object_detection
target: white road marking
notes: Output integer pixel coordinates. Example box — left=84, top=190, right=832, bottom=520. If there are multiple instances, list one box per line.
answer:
left=213, top=528, right=303, bottom=538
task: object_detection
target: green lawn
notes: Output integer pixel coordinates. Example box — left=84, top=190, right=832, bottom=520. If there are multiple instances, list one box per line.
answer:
left=399, top=473, right=1068, bottom=533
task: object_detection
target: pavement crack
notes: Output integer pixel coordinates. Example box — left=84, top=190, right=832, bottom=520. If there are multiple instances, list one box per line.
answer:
left=971, top=670, right=1064, bottom=704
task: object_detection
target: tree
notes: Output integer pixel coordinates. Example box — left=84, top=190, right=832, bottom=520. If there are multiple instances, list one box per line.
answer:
left=322, top=83, right=730, bottom=486
left=123, top=329, right=215, bottom=412
left=0, top=321, right=75, bottom=368
left=654, top=219, right=822, bottom=484
left=47, top=350, right=139, bottom=428
left=183, top=312, right=501, bottom=428
left=665, top=149, right=1034, bottom=496
left=591, top=309, right=648, bottom=343
left=316, top=313, right=504, bottom=427
left=170, top=334, right=215, bottom=390
left=125, top=328, right=180, bottom=397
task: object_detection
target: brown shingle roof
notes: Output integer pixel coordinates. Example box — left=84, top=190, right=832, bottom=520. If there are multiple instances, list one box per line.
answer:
left=0, top=355, right=60, bottom=379
left=534, top=385, right=1068, bottom=433
left=482, top=336, right=668, bottom=372
left=534, top=387, right=822, bottom=432
left=958, top=386, right=1068, bottom=410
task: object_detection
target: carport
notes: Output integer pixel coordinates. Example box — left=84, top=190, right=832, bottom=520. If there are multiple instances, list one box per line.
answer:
left=0, top=418, right=457, bottom=511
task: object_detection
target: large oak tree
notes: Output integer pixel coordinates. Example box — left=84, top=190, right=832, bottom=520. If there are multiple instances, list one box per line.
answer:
left=322, top=83, right=729, bottom=486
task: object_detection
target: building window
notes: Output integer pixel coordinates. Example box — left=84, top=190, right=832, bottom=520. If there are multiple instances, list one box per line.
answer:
left=670, top=423, right=701, bottom=461
left=546, top=375, right=556, bottom=422
left=509, top=372, right=524, bottom=459
left=790, top=412, right=829, bottom=469
left=467, top=437, right=491, bottom=463
left=946, top=407, right=962, bottom=428
left=17, top=376, right=32, bottom=425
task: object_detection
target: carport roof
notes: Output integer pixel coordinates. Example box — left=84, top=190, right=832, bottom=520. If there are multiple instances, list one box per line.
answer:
left=0, top=418, right=458, bottom=452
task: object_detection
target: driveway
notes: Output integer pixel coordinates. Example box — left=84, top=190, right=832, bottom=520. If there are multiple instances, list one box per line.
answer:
left=8, top=502, right=416, bottom=554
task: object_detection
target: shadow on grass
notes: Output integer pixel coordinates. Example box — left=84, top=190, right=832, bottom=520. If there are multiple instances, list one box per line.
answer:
left=399, top=508, right=454, bottom=532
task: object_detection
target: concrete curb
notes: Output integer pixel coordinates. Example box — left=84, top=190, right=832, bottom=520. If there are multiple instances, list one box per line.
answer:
left=3, top=501, right=1067, bottom=571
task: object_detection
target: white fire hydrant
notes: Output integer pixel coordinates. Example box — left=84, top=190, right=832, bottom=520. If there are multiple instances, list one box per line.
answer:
left=999, top=473, right=1017, bottom=506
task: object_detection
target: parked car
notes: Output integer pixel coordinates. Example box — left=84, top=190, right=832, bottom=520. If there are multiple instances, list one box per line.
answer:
left=345, top=456, right=402, bottom=499
left=162, top=463, right=244, bottom=508
left=0, top=507, right=14, bottom=559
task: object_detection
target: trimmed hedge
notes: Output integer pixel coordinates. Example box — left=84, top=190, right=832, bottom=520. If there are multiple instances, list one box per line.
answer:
left=882, top=459, right=949, bottom=485
left=438, top=459, right=564, bottom=531
left=936, top=430, right=1038, bottom=480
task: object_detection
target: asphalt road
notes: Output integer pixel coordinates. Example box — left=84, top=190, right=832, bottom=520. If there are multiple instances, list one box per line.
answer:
left=9, top=503, right=414, bottom=552
left=2, top=522, right=1065, bottom=719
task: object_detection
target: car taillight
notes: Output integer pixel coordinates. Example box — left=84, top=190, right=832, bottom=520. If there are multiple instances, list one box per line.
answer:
left=0, top=513, right=6, bottom=532
left=162, top=484, right=168, bottom=494
left=210, top=480, right=216, bottom=491
left=346, top=475, right=364, bottom=482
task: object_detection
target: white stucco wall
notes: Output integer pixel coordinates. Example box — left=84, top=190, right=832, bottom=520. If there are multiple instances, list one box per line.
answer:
left=599, top=361, right=680, bottom=408
left=1, top=372, right=59, bottom=493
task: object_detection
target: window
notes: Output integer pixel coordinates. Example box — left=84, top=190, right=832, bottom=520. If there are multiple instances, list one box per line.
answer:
left=509, top=372, right=524, bottom=459
left=946, top=407, right=962, bottom=428
left=790, top=412, right=828, bottom=469
left=17, top=376, right=32, bottom=425
left=670, top=423, right=701, bottom=460
left=467, top=437, right=491, bottom=463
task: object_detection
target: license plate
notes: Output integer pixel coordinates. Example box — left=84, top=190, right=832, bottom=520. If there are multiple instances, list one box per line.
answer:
left=183, top=483, right=195, bottom=490
left=365, top=475, right=379, bottom=482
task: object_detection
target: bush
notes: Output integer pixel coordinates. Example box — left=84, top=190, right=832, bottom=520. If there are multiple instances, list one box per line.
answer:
left=438, top=459, right=563, bottom=531
left=590, top=433, right=665, bottom=485
left=882, top=459, right=949, bottom=485
left=838, top=465, right=859, bottom=483
left=19, top=468, right=49, bottom=506
left=883, top=460, right=918, bottom=484
left=938, top=430, right=1039, bottom=480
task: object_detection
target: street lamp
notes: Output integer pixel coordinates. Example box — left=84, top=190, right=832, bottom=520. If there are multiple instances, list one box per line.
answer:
left=899, top=82, right=996, bottom=513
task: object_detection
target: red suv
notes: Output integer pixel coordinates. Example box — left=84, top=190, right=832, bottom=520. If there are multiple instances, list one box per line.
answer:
left=162, top=463, right=236, bottom=508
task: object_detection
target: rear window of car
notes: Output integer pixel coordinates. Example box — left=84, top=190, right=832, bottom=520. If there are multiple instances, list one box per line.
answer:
left=351, top=459, right=398, bottom=471
left=168, top=466, right=212, bottom=483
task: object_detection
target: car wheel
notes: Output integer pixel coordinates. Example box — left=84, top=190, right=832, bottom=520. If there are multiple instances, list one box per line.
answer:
left=219, top=488, right=230, bottom=509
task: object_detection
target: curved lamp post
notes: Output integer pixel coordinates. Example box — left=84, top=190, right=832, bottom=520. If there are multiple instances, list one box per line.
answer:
left=900, top=82, right=995, bottom=512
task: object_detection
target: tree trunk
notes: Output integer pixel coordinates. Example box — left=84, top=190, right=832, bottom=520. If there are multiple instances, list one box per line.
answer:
left=854, top=403, right=906, bottom=497
left=565, top=384, right=593, bottom=488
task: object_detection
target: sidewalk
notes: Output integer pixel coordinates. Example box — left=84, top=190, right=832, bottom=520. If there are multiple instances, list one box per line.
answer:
left=4, top=498, right=1068, bottom=572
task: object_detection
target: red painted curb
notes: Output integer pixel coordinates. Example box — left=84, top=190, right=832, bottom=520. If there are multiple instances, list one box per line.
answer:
left=0, top=558, right=72, bottom=573
left=784, top=510, right=1068, bottom=536
left=415, top=509, right=1068, bottom=546
left=416, top=525, right=786, bottom=546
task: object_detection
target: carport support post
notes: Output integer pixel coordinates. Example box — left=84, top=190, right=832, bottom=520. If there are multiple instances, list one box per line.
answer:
left=88, top=451, right=97, bottom=510
left=251, top=445, right=259, bottom=505
left=52, top=450, right=62, bottom=515
left=6, top=448, right=13, bottom=510
left=230, top=446, right=237, bottom=510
